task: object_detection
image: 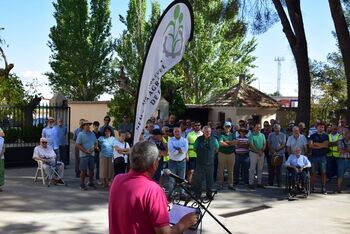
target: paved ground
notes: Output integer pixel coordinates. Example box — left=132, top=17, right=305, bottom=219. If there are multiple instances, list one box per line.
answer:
left=1, top=147, right=350, bottom=234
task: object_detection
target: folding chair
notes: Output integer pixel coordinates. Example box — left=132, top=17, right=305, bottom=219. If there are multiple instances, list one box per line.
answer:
left=34, top=160, right=66, bottom=187
left=34, top=160, right=47, bottom=185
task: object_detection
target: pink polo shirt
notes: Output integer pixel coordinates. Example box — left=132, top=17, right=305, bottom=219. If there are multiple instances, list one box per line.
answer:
left=109, top=170, right=169, bottom=234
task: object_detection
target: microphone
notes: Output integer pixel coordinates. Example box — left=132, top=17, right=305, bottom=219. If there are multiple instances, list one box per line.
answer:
left=163, top=169, right=188, bottom=183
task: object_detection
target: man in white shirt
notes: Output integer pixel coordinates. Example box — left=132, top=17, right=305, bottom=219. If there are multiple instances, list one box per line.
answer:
left=167, top=127, right=188, bottom=195
left=33, top=137, right=64, bottom=184
left=285, top=147, right=311, bottom=195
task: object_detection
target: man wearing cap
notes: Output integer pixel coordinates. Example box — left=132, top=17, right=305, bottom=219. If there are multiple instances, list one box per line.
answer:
left=73, top=119, right=85, bottom=177
left=218, top=121, right=237, bottom=190
left=42, top=117, right=59, bottom=160
left=186, top=121, right=203, bottom=185
left=148, top=129, right=167, bottom=183
left=76, top=120, right=98, bottom=190
left=33, top=138, right=64, bottom=184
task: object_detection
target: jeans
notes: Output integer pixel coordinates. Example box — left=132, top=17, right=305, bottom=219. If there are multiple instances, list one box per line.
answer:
left=153, top=157, right=163, bottom=184
left=249, top=152, right=265, bottom=185
left=234, top=153, right=249, bottom=184
left=59, top=145, right=69, bottom=165
left=326, top=156, right=338, bottom=179
left=94, top=151, right=100, bottom=180
left=168, top=159, right=186, bottom=194
left=337, top=158, right=350, bottom=178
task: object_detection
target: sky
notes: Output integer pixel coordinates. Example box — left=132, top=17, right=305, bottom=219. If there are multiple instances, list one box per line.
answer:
left=0, top=0, right=338, bottom=100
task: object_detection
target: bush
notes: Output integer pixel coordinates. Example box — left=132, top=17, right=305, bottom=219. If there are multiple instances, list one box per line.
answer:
left=4, top=126, right=42, bottom=143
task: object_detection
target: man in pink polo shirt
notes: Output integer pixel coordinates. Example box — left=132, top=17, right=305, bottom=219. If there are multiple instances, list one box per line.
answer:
left=109, top=141, right=197, bottom=234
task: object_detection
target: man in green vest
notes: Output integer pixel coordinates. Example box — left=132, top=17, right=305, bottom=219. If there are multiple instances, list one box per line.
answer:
left=327, top=124, right=341, bottom=180
left=186, top=121, right=203, bottom=185
left=192, top=126, right=219, bottom=199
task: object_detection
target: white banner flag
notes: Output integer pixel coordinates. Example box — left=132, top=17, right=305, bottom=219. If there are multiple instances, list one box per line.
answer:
left=133, top=0, right=194, bottom=144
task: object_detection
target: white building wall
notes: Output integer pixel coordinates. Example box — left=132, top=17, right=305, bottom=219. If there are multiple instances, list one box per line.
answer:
left=208, top=107, right=277, bottom=125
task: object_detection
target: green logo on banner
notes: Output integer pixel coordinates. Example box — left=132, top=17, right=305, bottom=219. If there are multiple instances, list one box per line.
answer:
left=163, top=5, right=184, bottom=58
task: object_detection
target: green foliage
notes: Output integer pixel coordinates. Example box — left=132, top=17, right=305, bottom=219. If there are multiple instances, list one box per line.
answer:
left=310, top=49, right=347, bottom=123
left=47, top=0, right=115, bottom=101
left=108, top=0, right=161, bottom=124
left=108, top=91, right=135, bottom=127
left=164, top=0, right=257, bottom=103
left=109, top=0, right=257, bottom=125
left=4, top=126, right=42, bottom=143
left=0, top=74, right=27, bottom=105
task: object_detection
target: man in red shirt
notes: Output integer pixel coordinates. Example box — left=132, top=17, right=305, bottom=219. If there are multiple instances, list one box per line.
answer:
left=109, top=141, right=197, bottom=234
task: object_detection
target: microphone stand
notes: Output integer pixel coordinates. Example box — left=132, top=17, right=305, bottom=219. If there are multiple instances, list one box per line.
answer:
left=176, top=181, right=232, bottom=234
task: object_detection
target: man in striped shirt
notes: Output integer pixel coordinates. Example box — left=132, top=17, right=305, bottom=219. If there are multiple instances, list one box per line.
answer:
left=234, top=128, right=250, bottom=185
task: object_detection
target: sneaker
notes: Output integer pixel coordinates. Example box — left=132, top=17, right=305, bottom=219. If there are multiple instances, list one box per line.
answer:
left=80, top=184, right=87, bottom=191
left=257, top=184, right=266, bottom=189
left=88, top=183, right=97, bottom=189
left=322, top=188, right=327, bottom=195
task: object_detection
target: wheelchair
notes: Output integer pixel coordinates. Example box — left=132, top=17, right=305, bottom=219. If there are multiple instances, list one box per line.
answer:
left=285, top=167, right=310, bottom=198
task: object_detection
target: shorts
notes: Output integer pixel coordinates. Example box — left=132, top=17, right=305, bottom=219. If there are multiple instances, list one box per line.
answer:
left=337, top=158, right=350, bottom=177
left=79, top=156, right=95, bottom=172
left=187, top=157, right=196, bottom=170
left=310, top=156, right=326, bottom=174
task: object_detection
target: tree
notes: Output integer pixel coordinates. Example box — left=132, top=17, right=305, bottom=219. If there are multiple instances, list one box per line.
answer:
left=47, top=0, right=115, bottom=101
left=311, top=51, right=347, bottom=122
left=108, top=0, right=161, bottom=125
left=328, top=0, right=350, bottom=125
left=109, top=0, right=257, bottom=125
left=164, top=0, right=257, bottom=104
left=242, top=0, right=311, bottom=127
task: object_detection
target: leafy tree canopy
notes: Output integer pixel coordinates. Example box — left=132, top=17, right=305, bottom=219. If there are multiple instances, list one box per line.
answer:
left=47, top=0, right=115, bottom=101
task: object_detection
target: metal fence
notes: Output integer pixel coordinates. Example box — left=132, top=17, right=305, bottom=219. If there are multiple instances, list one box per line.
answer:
left=0, top=104, right=70, bottom=146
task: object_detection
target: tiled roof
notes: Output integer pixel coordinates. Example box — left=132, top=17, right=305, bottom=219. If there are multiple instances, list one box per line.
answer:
left=205, top=82, right=279, bottom=108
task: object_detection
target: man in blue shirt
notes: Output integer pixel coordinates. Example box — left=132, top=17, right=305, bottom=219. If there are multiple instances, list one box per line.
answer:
left=42, top=117, right=59, bottom=159
left=55, top=118, right=68, bottom=165
left=309, top=122, right=329, bottom=194
left=76, top=120, right=98, bottom=190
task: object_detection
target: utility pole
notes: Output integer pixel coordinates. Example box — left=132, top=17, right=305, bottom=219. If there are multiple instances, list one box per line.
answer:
left=274, top=57, right=285, bottom=95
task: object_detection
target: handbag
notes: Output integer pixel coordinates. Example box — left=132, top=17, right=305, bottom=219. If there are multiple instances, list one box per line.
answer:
left=271, top=153, right=283, bottom=166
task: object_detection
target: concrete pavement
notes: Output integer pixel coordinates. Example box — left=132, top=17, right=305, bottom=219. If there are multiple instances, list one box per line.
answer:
left=1, top=150, right=350, bottom=234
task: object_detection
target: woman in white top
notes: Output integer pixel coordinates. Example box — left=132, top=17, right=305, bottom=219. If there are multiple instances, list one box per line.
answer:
left=113, top=131, right=130, bottom=176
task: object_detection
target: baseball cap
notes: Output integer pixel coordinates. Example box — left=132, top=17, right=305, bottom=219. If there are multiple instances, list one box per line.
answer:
left=224, top=121, right=232, bottom=127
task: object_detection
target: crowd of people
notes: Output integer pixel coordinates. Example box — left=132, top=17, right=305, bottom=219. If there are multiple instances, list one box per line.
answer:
left=29, top=113, right=350, bottom=196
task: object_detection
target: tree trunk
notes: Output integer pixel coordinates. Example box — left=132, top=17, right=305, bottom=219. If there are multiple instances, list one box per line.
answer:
left=328, top=0, right=350, bottom=126
left=272, top=0, right=311, bottom=128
